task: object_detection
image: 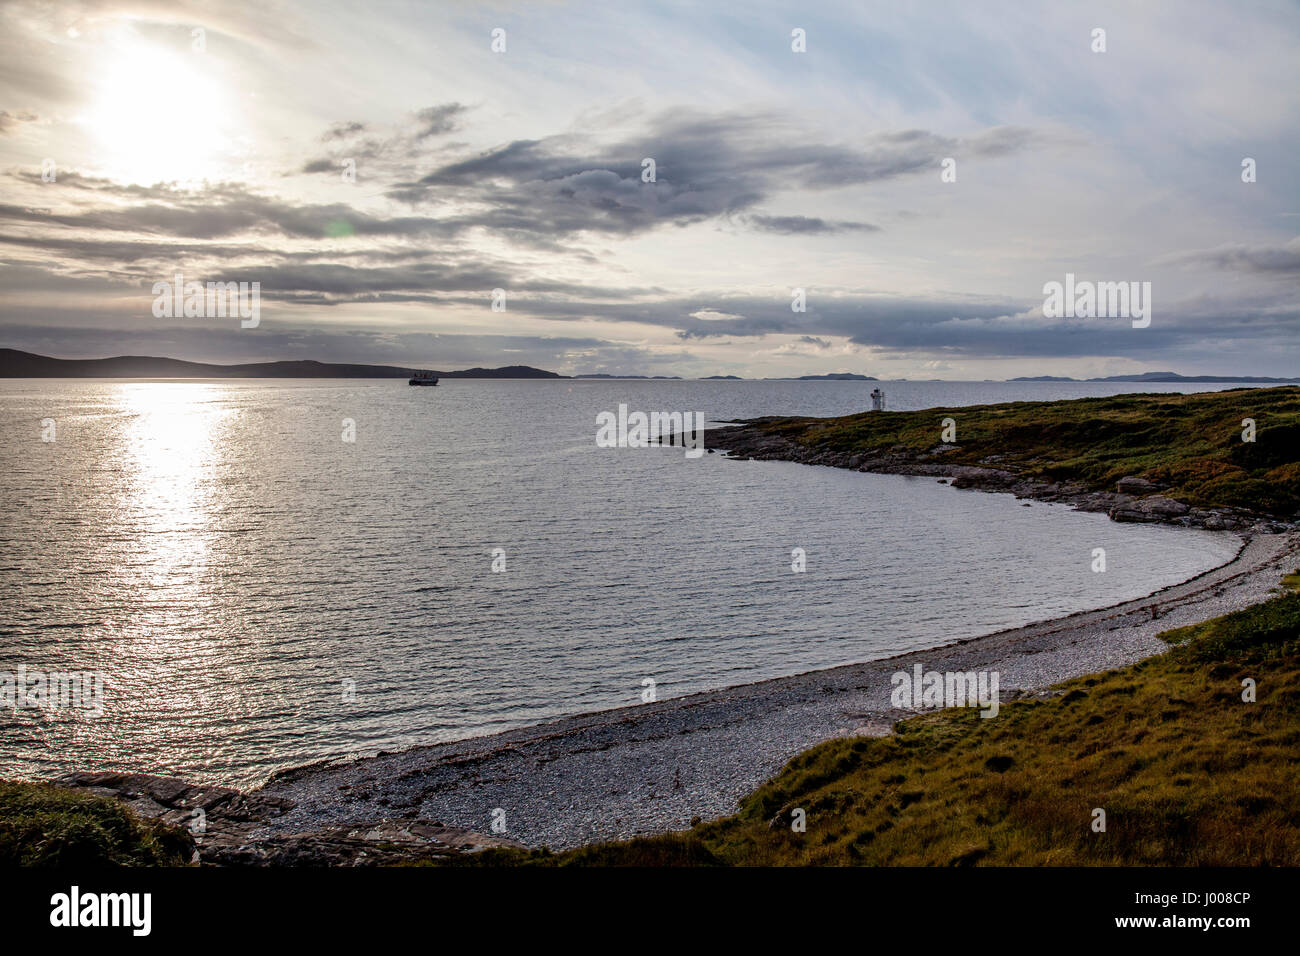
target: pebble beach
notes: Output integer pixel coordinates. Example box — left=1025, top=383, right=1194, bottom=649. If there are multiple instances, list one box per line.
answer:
left=251, top=531, right=1299, bottom=851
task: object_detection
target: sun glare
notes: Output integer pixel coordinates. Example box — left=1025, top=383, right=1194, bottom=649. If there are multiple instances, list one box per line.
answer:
left=85, top=41, right=231, bottom=184
left=120, top=383, right=223, bottom=525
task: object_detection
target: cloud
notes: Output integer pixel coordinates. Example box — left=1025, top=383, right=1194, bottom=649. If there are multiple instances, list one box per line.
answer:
left=297, top=104, right=471, bottom=178
left=745, top=214, right=879, bottom=235
left=0, top=108, right=37, bottom=134
left=321, top=120, right=366, bottom=141
left=0, top=180, right=465, bottom=241
left=1160, top=238, right=1300, bottom=277
left=0, top=109, right=1042, bottom=299
left=413, top=103, right=467, bottom=138
left=299, top=158, right=337, bottom=174
left=388, top=111, right=1043, bottom=243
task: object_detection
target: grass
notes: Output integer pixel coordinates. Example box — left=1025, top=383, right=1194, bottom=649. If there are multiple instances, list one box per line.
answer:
left=0, top=780, right=193, bottom=866
left=750, top=386, right=1300, bottom=516
left=445, top=584, right=1300, bottom=866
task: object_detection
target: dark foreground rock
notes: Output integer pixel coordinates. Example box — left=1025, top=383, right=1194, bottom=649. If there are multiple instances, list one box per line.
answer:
left=701, top=422, right=1298, bottom=534
left=53, top=771, right=524, bottom=866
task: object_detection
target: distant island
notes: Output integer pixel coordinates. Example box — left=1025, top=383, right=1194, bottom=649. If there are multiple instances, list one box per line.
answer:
left=0, top=349, right=565, bottom=379
left=787, top=373, right=878, bottom=381
left=574, top=374, right=682, bottom=379
left=1011, top=371, right=1300, bottom=383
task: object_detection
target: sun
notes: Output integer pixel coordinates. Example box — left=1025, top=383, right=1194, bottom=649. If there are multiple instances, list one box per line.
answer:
left=84, top=41, right=232, bottom=184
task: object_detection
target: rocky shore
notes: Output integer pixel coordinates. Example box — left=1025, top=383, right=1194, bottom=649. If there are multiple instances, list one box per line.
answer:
left=705, top=419, right=1299, bottom=534
left=51, top=770, right=525, bottom=866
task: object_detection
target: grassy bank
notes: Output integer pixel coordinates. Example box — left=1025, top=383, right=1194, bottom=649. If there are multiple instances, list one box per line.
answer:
left=752, top=387, right=1300, bottom=515
left=452, top=576, right=1300, bottom=866
left=0, top=780, right=192, bottom=866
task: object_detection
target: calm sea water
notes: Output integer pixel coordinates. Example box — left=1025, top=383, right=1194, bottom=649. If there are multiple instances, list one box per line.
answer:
left=0, top=379, right=1250, bottom=786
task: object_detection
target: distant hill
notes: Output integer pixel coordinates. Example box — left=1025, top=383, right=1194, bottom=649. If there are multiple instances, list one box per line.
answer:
left=702, top=375, right=743, bottom=380
left=1012, top=372, right=1300, bottom=383
left=0, top=349, right=565, bottom=379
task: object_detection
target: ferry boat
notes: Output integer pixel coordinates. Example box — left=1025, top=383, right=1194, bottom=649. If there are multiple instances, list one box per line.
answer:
left=408, top=370, right=439, bottom=386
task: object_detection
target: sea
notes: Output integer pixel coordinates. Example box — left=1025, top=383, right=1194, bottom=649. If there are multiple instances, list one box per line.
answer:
left=0, top=379, right=1256, bottom=786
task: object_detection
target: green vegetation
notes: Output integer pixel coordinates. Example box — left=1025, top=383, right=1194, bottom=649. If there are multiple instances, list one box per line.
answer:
left=0, top=780, right=193, bottom=866
left=450, top=585, right=1300, bottom=866
left=755, top=386, right=1300, bottom=515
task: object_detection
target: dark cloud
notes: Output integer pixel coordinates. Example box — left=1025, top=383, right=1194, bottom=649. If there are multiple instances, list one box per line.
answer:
left=0, top=185, right=462, bottom=241
left=0, top=232, right=663, bottom=306
left=243, top=262, right=656, bottom=303
left=472, top=289, right=1300, bottom=362
left=9, top=169, right=201, bottom=196
left=414, top=103, right=467, bottom=138
left=297, top=105, right=470, bottom=178
left=388, top=111, right=1042, bottom=242
left=1161, top=240, right=1300, bottom=277
left=299, top=158, right=338, bottom=174
left=321, top=120, right=366, bottom=141
left=3, top=112, right=1034, bottom=256
left=745, top=214, right=879, bottom=235
left=0, top=231, right=459, bottom=266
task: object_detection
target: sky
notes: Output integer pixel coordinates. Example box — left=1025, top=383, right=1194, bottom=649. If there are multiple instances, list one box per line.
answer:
left=0, top=0, right=1296, bottom=379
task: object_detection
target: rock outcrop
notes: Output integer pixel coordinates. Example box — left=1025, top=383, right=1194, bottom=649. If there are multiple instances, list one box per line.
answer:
left=53, top=771, right=524, bottom=866
left=1115, top=476, right=1165, bottom=496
